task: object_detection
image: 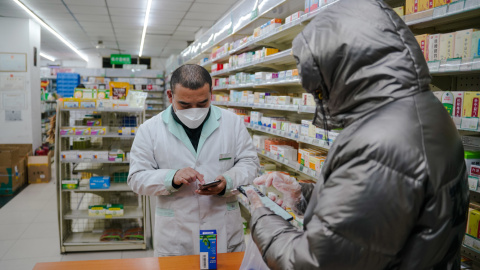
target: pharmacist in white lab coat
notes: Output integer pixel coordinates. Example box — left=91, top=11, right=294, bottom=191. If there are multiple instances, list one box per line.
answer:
left=128, top=64, right=259, bottom=257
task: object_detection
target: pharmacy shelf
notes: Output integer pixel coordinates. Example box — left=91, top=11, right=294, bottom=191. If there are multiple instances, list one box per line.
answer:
left=462, top=245, right=480, bottom=262
left=257, top=150, right=321, bottom=180
left=63, top=232, right=145, bottom=252
left=428, top=59, right=480, bottom=76
left=146, top=108, right=163, bottom=111
left=60, top=108, right=144, bottom=113
left=72, top=163, right=129, bottom=175
left=60, top=132, right=135, bottom=138
left=64, top=207, right=143, bottom=220
left=211, top=49, right=295, bottom=77
left=405, top=0, right=480, bottom=30
left=201, top=52, right=231, bottom=70
left=213, top=78, right=301, bottom=91
left=247, top=123, right=330, bottom=150
left=62, top=183, right=131, bottom=192
left=229, top=18, right=306, bottom=56
left=143, top=90, right=164, bottom=93
left=213, top=101, right=315, bottom=114
left=61, top=159, right=130, bottom=164
left=182, top=0, right=290, bottom=66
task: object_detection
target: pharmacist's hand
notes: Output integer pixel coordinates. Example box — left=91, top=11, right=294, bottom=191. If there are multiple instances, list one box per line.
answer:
left=254, top=172, right=301, bottom=209
left=173, top=168, right=205, bottom=186
left=196, top=176, right=226, bottom=196
left=246, top=189, right=264, bottom=211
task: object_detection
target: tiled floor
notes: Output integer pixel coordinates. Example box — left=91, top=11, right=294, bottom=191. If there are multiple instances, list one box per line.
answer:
left=0, top=181, right=153, bottom=270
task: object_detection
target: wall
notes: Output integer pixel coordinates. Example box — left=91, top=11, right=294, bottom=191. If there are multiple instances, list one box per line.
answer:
left=0, top=17, right=41, bottom=150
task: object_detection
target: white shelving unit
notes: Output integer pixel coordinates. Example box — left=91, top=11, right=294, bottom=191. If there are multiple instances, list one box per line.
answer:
left=55, top=105, right=147, bottom=253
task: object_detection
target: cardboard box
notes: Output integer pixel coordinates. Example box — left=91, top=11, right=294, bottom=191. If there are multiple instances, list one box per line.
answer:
left=415, top=34, right=429, bottom=61
left=455, top=29, right=476, bottom=59
left=200, top=230, right=217, bottom=269
left=27, top=151, right=53, bottom=184
left=428, top=34, right=440, bottom=61
left=0, top=144, right=32, bottom=195
left=463, top=92, right=480, bottom=117
left=439, top=33, right=456, bottom=60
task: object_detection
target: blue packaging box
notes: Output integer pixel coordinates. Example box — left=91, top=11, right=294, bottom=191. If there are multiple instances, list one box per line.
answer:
left=89, top=176, right=110, bottom=189
left=200, top=230, right=217, bottom=269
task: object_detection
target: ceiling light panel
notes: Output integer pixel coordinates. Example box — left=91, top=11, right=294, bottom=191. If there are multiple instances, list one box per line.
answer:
left=12, top=0, right=88, bottom=61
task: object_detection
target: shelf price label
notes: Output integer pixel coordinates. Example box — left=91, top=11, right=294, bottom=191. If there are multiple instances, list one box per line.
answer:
left=465, top=0, right=480, bottom=10
left=461, top=117, right=479, bottom=131
left=427, top=61, right=441, bottom=72
left=447, top=0, right=465, bottom=14
left=433, top=5, right=448, bottom=17
left=445, top=58, right=462, bottom=72
left=468, top=176, right=479, bottom=191
left=473, top=58, right=480, bottom=70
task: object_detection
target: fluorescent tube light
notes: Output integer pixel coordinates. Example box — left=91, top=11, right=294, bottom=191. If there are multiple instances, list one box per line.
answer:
left=40, top=52, right=55, bottom=61
left=139, top=0, right=152, bottom=57
left=12, top=0, right=88, bottom=62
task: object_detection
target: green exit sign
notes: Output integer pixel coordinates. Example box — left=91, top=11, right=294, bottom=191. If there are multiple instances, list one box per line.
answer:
left=110, top=54, right=131, bottom=65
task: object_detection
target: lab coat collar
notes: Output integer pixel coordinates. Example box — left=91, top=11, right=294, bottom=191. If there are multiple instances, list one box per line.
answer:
left=162, top=105, right=222, bottom=158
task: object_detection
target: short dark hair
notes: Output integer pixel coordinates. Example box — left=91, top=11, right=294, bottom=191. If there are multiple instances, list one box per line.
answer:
left=170, top=64, right=212, bottom=93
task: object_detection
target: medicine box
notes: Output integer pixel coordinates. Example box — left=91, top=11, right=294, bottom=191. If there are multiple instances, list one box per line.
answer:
left=405, top=0, right=415, bottom=14
left=88, top=205, right=106, bottom=217
left=90, top=176, right=110, bottom=189
left=289, top=124, right=300, bottom=136
left=439, top=33, right=456, bottom=60
left=463, top=92, right=480, bottom=117
left=428, top=34, right=440, bottom=61
left=465, top=151, right=480, bottom=173
left=467, top=210, right=480, bottom=238
left=454, top=29, right=475, bottom=59
left=453, top=92, right=464, bottom=127
left=472, top=31, right=480, bottom=58
left=393, top=6, right=404, bottom=16
left=415, top=34, right=429, bottom=61
left=471, top=165, right=480, bottom=177
left=62, top=180, right=78, bottom=190
left=105, top=204, right=124, bottom=217
left=301, top=120, right=310, bottom=137
left=200, top=230, right=217, bottom=270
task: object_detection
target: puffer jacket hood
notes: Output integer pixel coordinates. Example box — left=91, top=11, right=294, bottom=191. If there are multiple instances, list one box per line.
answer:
left=292, top=0, right=431, bottom=130
left=249, top=0, right=468, bottom=269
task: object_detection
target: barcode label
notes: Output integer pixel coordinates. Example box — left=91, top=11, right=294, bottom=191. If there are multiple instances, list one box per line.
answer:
left=200, top=252, right=208, bottom=269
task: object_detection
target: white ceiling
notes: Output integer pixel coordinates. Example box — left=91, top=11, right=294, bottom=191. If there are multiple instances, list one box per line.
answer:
left=0, top=0, right=237, bottom=60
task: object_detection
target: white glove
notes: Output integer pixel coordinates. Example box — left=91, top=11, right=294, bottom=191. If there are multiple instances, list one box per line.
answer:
left=254, top=172, right=304, bottom=214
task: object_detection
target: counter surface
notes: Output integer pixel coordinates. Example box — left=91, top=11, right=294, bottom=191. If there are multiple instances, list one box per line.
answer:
left=33, top=252, right=245, bottom=270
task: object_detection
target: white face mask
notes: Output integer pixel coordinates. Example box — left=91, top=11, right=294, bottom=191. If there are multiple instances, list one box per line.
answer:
left=173, top=102, right=210, bottom=129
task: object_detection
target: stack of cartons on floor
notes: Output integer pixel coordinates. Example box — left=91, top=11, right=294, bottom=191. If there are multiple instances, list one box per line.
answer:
left=0, top=144, right=32, bottom=195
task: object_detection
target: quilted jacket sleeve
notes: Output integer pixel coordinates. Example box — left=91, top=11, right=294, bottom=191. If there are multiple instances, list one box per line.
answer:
left=250, top=156, right=425, bottom=269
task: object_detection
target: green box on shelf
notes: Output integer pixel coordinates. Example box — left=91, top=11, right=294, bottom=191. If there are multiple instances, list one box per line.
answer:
left=113, top=172, right=128, bottom=183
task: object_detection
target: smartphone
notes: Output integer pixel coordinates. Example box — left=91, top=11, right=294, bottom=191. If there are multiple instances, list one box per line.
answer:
left=237, top=185, right=293, bottom=221
left=200, top=179, right=221, bottom=189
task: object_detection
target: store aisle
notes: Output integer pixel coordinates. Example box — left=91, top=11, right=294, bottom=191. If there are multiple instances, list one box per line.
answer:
left=0, top=179, right=153, bottom=270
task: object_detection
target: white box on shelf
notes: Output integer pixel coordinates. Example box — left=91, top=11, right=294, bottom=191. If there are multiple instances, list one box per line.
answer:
left=93, top=151, right=109, bottom=162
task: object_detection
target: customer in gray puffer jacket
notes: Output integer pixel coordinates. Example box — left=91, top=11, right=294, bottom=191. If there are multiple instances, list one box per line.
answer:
left=245, top=0, right=469, bottom=269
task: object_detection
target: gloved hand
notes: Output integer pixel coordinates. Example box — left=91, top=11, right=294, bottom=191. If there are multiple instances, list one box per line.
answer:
left=253, top=172, right=302, bottom=212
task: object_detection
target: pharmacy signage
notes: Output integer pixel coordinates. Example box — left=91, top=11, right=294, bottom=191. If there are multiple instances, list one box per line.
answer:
left=110, top=54, right=131, bottom=65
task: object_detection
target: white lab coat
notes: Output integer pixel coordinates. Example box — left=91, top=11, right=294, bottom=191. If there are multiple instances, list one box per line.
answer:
left=128, top=105, right=259, bottom=257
